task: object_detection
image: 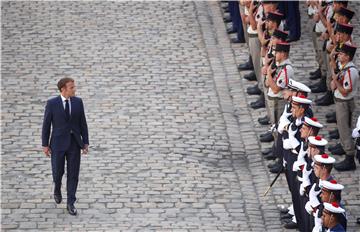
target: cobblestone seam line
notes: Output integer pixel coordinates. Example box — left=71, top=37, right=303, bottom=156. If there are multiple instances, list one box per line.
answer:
left=194, top=2, right=269, bottom=231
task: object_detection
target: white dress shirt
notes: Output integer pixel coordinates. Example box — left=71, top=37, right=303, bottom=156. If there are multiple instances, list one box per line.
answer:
left=60, top=95, right=71, bottom=115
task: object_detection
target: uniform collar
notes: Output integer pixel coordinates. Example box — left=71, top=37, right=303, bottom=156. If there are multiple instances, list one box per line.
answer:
left=278, top=58, right=291, bottom=66
left=343, top=61, right=355, bottom=69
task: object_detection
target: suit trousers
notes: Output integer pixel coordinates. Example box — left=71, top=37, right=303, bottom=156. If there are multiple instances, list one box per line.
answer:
left=51, top=134, right=81, bottom=204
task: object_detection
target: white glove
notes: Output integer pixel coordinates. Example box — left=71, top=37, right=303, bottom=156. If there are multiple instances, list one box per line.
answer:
left=298, top=143, right=307, bottom=160
left=309, top=184, right=321, bottom=208
left=312, top=209, right=323, bottom=232
left=283, top=158, right=287, bottom=168
left=352, top=128, right=360, bottom=139
left=278, top=117, right=291, bottom=134
left=305, top=201, right=313, bottom=215
left=293, top=160, right=306, bottom=172
left=299, top=182, right=305, bottom=196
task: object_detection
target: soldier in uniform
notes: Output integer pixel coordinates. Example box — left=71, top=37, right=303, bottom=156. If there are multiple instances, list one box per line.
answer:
left=305, top=154, right=335, bottom=232
left=330, top=43, right=358, bottom=171
left=320, top=179, right=347, bottom=230
left=321, top=202, right=346, bottom=232
left=281, top=96, right=312, bottom=229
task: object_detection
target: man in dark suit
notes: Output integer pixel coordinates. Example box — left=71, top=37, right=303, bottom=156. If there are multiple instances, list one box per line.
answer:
left=42, top=77, right=89, bottom=216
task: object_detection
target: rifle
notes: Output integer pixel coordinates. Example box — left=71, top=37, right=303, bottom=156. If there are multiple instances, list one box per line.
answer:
left=263, top=166, right=283, bottom=197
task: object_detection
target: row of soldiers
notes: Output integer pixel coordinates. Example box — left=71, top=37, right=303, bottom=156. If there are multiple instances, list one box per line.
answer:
left=221, top=0, right=360, bottom=231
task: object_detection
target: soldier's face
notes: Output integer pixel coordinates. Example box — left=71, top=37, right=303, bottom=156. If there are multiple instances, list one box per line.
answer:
left=338, top=52, right=350, bottom=63
left=321, top=210, right=334, bottom=228
left=309, top=146, right=320, bottom=158
left=300, top=124, right=310, bottom=139
left=320, top=189, right=331, bottom=202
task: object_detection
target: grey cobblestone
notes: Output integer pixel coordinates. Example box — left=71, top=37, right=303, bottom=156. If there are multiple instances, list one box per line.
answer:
left=2, top=1, right=360, bottom=231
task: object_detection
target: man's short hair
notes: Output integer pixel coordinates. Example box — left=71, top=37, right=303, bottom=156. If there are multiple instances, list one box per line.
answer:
left=57, top=77, right=74, bottom=92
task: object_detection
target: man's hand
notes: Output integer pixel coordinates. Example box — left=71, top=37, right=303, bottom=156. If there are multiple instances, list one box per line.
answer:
left=43, top=146, right=51, bottom=157
left=82, top=144, right=89, bottom=155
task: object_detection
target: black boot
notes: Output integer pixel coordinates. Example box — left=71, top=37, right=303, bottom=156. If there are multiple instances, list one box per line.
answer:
left=238, top=55, right=254, bottom=71
left=309, top=68, right=322, bottom=80
left=243, top=71, right=257, bottom=81
left=326, top=114, right=337, bottom=123
left=315, top=91, right=334, bottom=106
left=329, top=129, right=339, bottom=140
left=331, top=145, right=346, bottom=156
left=326, top=112, right=336, bottom=119
left=310, top=76, right=327, bottom=93
left=258, top=115, right=270, bottom=125
left=250, top=94, right=265, bottom=109
left=334, top=155, right=356, bottom=171
left=247, top=84, right=262, bottom=95
left=309, top=67, right=321, bottom=76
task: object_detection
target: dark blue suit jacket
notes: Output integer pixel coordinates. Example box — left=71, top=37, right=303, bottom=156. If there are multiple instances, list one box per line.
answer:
left=42, top=96, right=89, bottom=152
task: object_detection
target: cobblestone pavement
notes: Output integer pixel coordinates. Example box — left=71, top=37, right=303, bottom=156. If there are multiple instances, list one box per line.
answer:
left=1, top=1, right=359, bottom=231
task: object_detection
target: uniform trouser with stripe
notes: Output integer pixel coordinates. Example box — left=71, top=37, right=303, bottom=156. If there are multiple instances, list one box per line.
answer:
left=248, top=36, right=261, bottom=84
left=239, top=6, right=249, bottom=44
left=285, top=151, right=304, bottom=230
left=267, top=97, right=286, bottom=126
left=311, top=30, right=324, bottom=72
left=335, top=98, right=355, bottom=156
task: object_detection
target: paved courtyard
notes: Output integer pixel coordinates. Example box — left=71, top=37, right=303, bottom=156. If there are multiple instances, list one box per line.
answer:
left=1, top=1, right=359, bottom=231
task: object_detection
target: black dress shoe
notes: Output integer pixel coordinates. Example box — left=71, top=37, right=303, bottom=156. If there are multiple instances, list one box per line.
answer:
left=227, top=28, right=237, bottom=34
left=231, top=38, right=245, bottom=43
left=260, top=132, right=274, bottom=142
left=315, top=91, right=334, bottom=106
left=280, top=213, right=293, bottom=220
left=67, top=204, right=78, bottom=216
left=326, top=115, right=337, bottom=123
left=310, top=67, right=321, bottom=76
left=262, top=148, right=272, bottom=156
left=264, top=152, right=277, bottom=160
left=238, top=61, right=254, bottom=71
left=223, top=16, right=232, bottom=23
left=270, top=163, right=284, bottom=173
left=258, top=115, right=270, bottom=125
left=247, top=85, right=262, bottom=95
left=279, top=207, right=289, bottom=215
left=243, top=71, right=257, bottom=81
left=334, top=156, right=356, bottom=171
left=54, top=193, right=62, bottom=204
left=267, top=161, right=278, bottom=168
left=284, top=221, right=298, bottom=229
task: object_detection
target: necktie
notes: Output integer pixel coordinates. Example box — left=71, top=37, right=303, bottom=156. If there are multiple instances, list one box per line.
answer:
left=65, top=99, right=70, bottom=120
